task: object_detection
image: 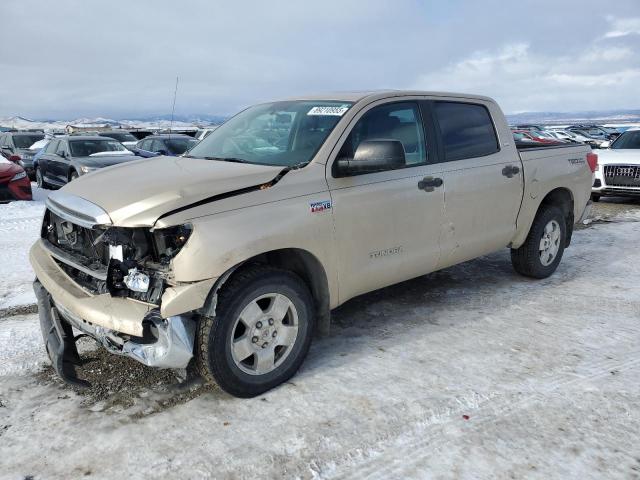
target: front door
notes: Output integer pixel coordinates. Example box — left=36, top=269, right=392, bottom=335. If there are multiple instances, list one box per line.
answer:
left=326, top=100, right=446, bottom=303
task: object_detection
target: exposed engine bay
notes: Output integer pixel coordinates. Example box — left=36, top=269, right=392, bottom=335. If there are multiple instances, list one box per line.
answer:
left=41, top=209, right=192, bottom=305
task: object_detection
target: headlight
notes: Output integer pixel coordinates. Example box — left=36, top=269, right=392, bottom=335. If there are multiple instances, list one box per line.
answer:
left=79, top=165, right=95, bottom=174
left=10, top=171, right=27, bottom=182
left=153, top=224, right=193, bottom=262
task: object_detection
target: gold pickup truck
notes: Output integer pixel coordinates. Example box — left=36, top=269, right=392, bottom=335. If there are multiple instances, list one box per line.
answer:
left=30, top=91, right=595, bottom=397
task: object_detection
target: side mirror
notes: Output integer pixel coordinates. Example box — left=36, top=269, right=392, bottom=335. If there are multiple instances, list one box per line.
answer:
left=336, top=140, right=405, bottom=176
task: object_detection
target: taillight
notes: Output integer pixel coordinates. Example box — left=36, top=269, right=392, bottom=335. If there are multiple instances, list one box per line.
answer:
left=9, top=154, right=21, bottom=162
left=586, top=152, right=598, bottom=173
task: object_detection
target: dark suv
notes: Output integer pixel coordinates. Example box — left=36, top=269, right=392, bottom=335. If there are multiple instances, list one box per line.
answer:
left=36, top=135, right=138, bottom=189
left=0, top=131, right=45, bottom=179
left=132, top=134, right=198, bottom=157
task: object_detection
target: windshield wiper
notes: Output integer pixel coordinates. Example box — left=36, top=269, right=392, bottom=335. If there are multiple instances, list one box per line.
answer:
left=203, top=156, right=251, bottom=164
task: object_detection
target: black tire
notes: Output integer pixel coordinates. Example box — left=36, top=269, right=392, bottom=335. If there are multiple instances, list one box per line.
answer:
left=196, top=265, right=315, bottom=398
left=591, top=193, right=601, bottom=202
left=511, top=205, right=566, bottom=279
left=69, top=171, right=79, bottom=182
left=35, top=167, right=48, bottom=189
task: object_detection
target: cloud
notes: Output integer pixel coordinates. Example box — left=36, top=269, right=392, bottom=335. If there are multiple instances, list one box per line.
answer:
left=412, top=28, right=640, bottom=113
left=603, top=16, right=640, bottom=38
left=0, top=0, right=639, bottom=117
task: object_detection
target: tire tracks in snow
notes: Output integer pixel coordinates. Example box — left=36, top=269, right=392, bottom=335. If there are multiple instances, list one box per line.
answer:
left=319, top=352, right=640, bottom=480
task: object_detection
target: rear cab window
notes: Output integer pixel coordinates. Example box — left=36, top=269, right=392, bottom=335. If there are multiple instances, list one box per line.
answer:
left=433, top=101, right=499, bottom=161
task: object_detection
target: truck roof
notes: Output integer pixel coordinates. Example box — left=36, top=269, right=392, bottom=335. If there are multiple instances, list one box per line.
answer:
left=281, top=90, right=497, bottom=104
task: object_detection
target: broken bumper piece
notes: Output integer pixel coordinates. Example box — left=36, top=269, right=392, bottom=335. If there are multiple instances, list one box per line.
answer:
left=34, top=280, right=196, bottom=387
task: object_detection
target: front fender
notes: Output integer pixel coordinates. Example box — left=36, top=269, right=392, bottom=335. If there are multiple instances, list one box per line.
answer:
left=169, top=194, right=338, bottom=305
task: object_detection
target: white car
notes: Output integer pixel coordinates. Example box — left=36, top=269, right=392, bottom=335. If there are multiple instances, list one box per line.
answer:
left=592, top=128, right=640, bottom=201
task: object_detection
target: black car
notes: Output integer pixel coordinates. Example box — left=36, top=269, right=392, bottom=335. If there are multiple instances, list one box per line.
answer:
left=35, top=136, right=138, bottom=189
left=0, top=131, right=45, bottom=179
left=131, top=134, right=198, bottom=157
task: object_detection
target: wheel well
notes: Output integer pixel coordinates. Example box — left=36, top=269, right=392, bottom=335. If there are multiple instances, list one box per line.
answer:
left=539, top=188, right=574, bottom=246
left=207, top=249, right=331, bottom=336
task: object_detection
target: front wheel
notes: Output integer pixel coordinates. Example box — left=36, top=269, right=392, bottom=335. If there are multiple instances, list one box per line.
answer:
left=511, top=205, right=566, bottom=279
left=69, top=171, right=79, bottom=182
left=591, top=193, right=601, bottom=202
left=196, top=266, right=315, bottom=398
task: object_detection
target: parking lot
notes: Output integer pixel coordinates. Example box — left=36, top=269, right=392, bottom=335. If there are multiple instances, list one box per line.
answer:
left=1, top=188, right=639, bottom=479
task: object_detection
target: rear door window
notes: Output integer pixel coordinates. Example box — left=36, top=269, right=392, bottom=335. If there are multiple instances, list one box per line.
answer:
left=433, top=102, right=499, bottom=161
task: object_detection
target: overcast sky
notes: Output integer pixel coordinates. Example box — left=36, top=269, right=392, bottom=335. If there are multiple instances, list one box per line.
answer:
left=1, top=0, right=639, bottom=119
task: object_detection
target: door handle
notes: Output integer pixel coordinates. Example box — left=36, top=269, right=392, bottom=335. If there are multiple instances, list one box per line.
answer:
left=502, top=165, right=520, bottom=178
left=418, top=176, right=443, bottom=192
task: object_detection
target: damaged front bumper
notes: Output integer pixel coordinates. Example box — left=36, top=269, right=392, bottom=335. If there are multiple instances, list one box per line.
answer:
left=30, top=238, right=215, bottom=387
left=34, top=279, right=196, bottom=386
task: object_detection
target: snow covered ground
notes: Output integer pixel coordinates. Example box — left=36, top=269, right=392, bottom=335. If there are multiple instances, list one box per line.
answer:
left=1, top=191, right=640, bottom=479
left=0, top=187, right=47, bottom=313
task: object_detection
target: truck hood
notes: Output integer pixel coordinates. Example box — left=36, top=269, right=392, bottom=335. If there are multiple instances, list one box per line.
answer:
left=59, top=156, right=284, bottom=227
left=597, top=149, right=640, bottom=166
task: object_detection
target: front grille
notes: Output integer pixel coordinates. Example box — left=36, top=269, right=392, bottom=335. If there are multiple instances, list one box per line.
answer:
left=604, top=165, right=640, bottom=188
left=41, top=208, right=165, bottom=305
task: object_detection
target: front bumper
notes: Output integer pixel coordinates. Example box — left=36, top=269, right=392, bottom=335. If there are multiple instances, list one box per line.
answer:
left=29, top=238, right=216, bottom=384
left=0, top=177, right=32, bottom=202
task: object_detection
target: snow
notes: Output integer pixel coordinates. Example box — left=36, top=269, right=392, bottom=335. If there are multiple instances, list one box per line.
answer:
left=0, top=186, right=46, bottom=311
left=1, top=196, right=640, bottom=479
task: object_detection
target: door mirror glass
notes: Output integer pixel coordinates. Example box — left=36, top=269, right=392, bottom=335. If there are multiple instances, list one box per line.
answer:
left=336, top=140, right=405, bottom=176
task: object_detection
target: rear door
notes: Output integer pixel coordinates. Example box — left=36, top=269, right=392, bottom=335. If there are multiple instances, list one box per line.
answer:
left=326, top=99, right=446, bottom=303
left=429, top=100, right=523, bottom=268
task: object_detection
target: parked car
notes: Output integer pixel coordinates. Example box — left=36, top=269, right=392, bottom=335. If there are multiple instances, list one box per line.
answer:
left=35, top=136, right=138, bottom=189
left=592, top=128, right=640, bottom=201
left=511, top=129, right=560, bottom=144
left=97, top=130, right=139, bottom=148
left=512, top=131, right=539, bottom=144
left=0, top=155, right=32, bottom=202
left=30, top=91, right=594, bottom=396
left=0, top=131, right=45, bottom=179
left=131, top=134, right=199, bottom=157
left=547, top=129, right=591, bottom=144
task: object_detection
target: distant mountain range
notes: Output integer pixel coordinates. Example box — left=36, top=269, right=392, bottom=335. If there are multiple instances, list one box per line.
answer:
left=2, top=109, right=640, bottom=132
left=505, top=109, right=640, bottom=126
left=0, top=114, right=226, bottom=131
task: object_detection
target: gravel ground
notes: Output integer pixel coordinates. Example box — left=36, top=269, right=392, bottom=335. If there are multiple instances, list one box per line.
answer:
left=0, top=193, right=640, bottom=479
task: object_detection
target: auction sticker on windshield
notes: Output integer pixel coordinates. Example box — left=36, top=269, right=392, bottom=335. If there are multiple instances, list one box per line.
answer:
left=307, top=105, right=350, bottom=116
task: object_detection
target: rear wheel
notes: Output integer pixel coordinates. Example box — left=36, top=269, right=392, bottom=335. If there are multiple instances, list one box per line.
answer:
left=196, top=266, right=315, bottom=398
left=511, top=205, right=566, bottom=279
